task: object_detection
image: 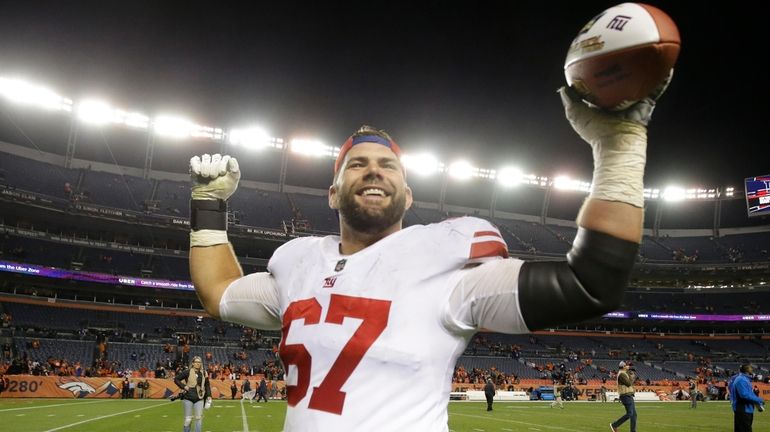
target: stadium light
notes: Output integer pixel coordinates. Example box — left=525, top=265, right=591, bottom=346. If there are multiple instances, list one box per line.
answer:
left=497, top=167, right=523, bottom=187
left=77, top=99, right=149, bottom=129
left=121, top=111, right=150, bottom=129
left=0, top=77, right=72, bottom=111
left=662, top=186, right=686, bottom=202
left=291, top=139, right=334, bottom=158
left=553, top=175, right=591, bottom=193
left=448, top=160, right=475, bottom=181
left=191, top=125, right=224, bottom=140
left=643, top=188, right=661, bottom=199
left=77, top=99, right=113, bottom=125
left=153, top=115, right=193, bottom=139
left=230, top=127, right=271, bottom=149
left=401, top=153, right=441, bottom=177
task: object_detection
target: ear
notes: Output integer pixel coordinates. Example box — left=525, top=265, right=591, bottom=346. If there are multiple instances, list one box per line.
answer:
left=404, top=184, right=413, bottom=210
left=328, top=184, right=339, bottom=210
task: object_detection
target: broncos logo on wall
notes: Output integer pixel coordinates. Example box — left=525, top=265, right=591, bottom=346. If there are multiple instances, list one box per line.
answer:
left=58, top=378, right=119, bottom=398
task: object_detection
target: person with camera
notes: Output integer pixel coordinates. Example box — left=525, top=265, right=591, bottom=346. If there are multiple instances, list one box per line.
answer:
left=173, top=356, right=212, bottom=432
left=610, top=361, right=636, bottom=432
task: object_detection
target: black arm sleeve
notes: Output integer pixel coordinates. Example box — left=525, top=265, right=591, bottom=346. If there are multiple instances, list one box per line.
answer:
left=174, top=369, right=189, bottom=390
left=518, top=227, right=638, bottom=330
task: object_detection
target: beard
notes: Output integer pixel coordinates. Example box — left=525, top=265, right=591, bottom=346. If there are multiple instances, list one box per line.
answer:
left=338, top=187, right=407, bottom=235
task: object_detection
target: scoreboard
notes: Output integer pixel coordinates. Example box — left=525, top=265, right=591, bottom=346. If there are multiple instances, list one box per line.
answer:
left=745, top=174, right=770, bottom=217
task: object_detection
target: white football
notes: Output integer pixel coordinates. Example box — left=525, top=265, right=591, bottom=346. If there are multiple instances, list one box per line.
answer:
left=564, top=3, right=680, bottom=110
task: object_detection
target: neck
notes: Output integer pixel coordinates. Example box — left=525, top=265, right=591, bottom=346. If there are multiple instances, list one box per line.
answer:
left=338, top=222, right=402, bottom=255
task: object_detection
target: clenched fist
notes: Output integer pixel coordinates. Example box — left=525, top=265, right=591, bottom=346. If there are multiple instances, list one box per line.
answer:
left=190, top=154, right=240, bottom=201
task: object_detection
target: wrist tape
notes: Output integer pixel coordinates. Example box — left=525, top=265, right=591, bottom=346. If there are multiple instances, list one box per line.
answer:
left=590, top=125, right=647, bottom=208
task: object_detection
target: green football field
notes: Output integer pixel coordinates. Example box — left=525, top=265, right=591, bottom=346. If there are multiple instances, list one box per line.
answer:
left=0, top=398, right=763, bottom=431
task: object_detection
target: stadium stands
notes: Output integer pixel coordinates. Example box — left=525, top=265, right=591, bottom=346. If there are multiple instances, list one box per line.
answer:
left=2, top=140, right=770, bottom=394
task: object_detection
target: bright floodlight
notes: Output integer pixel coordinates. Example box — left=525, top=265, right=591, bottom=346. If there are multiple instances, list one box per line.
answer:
left=192, top=125, right=224, bottom=141
left=291, top=139, right=332, bottom=157
left=663, top=186, right=686, bottom=202
left=77, top=100, right=149, bottom=129
left=497, top=167, right=523, bottom=187
left=401, top=153, right=440, bottom=177
left=553, top=175, right=591, bottom=192
left=0, top=77, right=72, bottom=111
left=230, top=127, right=270, bottom=149
left=77, top=100, right=113, bottom=125
left=121, top=111, right=150, bottom=129
left=154, top=115, right=193, bottom=139
left=448, top=160, right=475, bottom=181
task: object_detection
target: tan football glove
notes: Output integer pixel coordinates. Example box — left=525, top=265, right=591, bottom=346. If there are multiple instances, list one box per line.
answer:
left=189, top=154, right=240, bottom=247
left=559, top=70, right=672, bottom=208
left=190, top=153, right=241, bottom=201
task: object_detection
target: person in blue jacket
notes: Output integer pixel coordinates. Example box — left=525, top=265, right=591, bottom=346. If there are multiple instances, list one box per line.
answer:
left=728, top=363, right=765, bottom=432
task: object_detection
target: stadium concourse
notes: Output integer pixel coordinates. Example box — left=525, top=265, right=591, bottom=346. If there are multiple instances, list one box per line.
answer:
left=1, top=80, right=770, bottom=405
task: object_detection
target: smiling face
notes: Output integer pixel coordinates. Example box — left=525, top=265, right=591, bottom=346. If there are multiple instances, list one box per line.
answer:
left=329, top=142, right=412, bottom=236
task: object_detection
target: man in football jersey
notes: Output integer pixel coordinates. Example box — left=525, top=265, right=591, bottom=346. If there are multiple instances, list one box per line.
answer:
left=188, top=85, right=660, bottom=430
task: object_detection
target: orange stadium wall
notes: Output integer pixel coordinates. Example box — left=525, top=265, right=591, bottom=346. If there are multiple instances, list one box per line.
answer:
left=0, top=376, right=285, bottom=399
left=3, top=377, right=770, bottom=400
left=453, top=381, right=770, bottom=401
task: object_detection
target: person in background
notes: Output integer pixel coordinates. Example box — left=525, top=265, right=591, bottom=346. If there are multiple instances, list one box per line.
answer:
left=728, top=364, right=765, bottom=432
left=610, top=361, right=636, bottom=432
left=230, top=380, right=237, bottom=400
left=257, top=377, right=268, bottom=403
left=484, top=378, right=496, bottom=411
left=173, top=356, right=212, bottom=432
left=690, top=379, right=698, bottom=409
left=551, top=381, right=564, bottom=409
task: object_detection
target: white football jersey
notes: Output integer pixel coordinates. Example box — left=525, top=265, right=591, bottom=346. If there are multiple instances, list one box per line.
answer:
left=220, top=217, right=529, bottom=431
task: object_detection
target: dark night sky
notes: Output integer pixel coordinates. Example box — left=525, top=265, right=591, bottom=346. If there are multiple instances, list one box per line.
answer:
left=0, top=0, right=765, bottom=189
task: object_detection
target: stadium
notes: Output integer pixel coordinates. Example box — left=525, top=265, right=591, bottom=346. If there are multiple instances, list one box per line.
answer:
left=1, top=2, right=769, bottom=432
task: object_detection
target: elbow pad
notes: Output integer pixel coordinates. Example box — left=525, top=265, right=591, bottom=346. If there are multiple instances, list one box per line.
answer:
left=518, top=228, right=638, bottom=330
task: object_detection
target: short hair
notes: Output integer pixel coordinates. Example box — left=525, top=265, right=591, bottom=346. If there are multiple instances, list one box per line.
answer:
left=740, top=363, right=752, bottom=374
left=352, top=125, right=394, bottom=142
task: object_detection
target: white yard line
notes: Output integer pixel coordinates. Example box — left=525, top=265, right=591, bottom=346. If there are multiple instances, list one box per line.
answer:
left=43, top=401, right=163, bottom=431
left=240, top=399, right=250, bottom=432
left=451, top=413, right=588, bottom=432
left=0, top=399, right=111, bottom=412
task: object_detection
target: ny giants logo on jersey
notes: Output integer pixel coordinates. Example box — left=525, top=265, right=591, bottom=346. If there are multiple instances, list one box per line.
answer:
left=323, top=276, right=337, bottom=288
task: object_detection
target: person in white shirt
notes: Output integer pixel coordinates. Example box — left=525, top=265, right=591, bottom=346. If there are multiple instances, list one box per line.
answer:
left=188, top=81, right=665, bottom=431
left=551, top=382, right=564, bottom=409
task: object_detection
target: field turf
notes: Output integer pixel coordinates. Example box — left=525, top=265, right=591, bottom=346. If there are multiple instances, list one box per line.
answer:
left=0, top=398, right=761, bottom=431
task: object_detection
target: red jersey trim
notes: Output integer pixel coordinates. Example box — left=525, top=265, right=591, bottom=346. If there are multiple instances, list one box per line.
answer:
left=469, top=240, right=509, bottom=259
left=474, top=230, right=502, bottom=238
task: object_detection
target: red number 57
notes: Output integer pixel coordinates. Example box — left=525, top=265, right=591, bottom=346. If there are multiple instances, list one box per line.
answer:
left=279, top=294, right=391, bottom=415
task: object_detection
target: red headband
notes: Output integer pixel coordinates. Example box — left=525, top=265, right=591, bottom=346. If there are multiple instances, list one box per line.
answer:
left=334, top=134, right=402, bottom=174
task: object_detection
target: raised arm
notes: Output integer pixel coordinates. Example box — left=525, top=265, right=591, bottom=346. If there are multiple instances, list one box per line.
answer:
left=188, top=154, right=243, bottom=318
left=517, top=88, right=659, bottom=329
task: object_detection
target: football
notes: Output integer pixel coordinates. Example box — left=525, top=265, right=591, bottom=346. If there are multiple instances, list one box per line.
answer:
left=564, top=3, right=680, bottom=110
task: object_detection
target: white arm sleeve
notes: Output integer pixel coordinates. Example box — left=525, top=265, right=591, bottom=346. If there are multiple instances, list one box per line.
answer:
left=443, top=258, right=530, bottom=335
left=219, top=272, right=282, bottom=330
